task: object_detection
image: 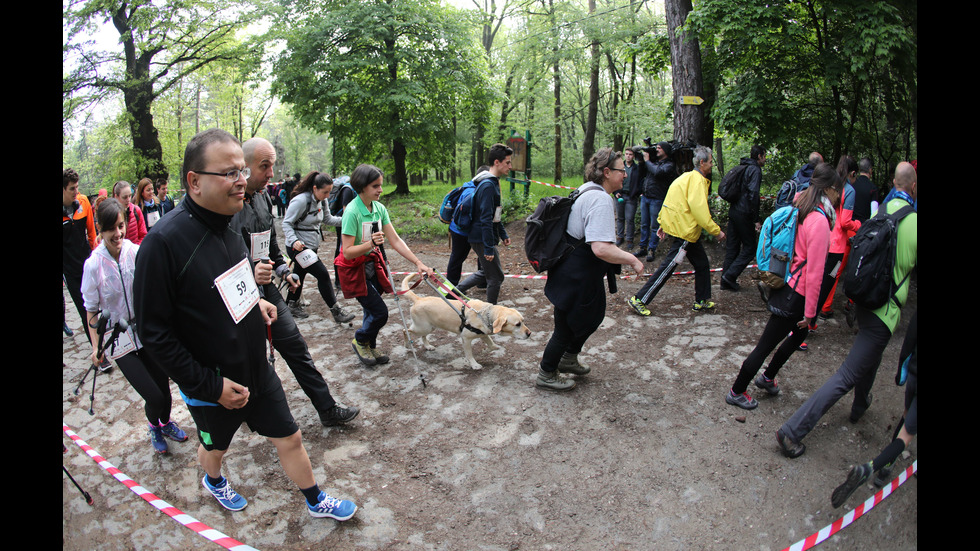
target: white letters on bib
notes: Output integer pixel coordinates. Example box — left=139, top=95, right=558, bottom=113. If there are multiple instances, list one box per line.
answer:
left=214, top=258, right=260, bottom=324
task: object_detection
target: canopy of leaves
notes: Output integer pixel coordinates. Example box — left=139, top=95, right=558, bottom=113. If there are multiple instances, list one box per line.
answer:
left=270, top=0, right=493, bottom=177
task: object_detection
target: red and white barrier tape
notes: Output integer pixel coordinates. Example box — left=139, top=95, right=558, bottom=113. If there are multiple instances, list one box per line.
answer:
left=780, top=460, right=917, bottom=551
left=63, top=422, right=259, bottom=551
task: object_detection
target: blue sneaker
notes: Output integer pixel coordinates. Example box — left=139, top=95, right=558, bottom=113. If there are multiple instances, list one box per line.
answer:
left=308, top=491, right=357, bottom=520
left=160, top=420, right=188, bottom=442
left=148, top=424, right=169, bottom=454
left=203, top=476, right=248, bottom=511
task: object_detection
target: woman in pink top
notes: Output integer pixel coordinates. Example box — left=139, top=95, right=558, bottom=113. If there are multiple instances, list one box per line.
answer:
left=112, top=180, right=148, bottom=244
left=726, top=163, right=840, bottom=410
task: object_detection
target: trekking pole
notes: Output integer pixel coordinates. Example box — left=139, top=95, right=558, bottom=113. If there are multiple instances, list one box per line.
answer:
left=63, top=444, right=94, bottom=505
left=73, top=312, right=110, bottom=396
left=372, top=225, right=427, bottom=389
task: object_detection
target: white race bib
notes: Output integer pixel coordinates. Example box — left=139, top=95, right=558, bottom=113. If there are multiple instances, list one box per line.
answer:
left=249, top=229, right=271, bottom=262
left=361, top=221, right=378, bottom=246
left=214, top=258, right=260, bottom=324
left=107, top=327, right=137, bottom=360
left=295, top=248, right=319, bottom=268
left=145, top=210, right=160, bottom=228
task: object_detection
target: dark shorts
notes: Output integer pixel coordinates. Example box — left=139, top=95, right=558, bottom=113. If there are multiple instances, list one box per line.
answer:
left=186, top=382, right=298, bottom=451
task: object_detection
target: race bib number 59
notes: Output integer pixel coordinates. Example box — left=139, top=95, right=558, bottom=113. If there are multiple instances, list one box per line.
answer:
left=214, top=258, right=260, bottom=324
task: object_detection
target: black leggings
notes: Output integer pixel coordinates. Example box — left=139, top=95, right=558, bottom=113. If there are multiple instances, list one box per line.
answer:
left=115, top=349, right=174, bottom=426
left=731, top=312, right=808, bottom=395
left=286, top=248, right=339, bottom=308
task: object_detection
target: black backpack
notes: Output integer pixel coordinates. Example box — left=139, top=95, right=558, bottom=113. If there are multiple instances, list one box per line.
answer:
left=842, top=204, right=915, bottom=309
left=524, top=186, right=603, bottom=273
left=718, top=164, right=747, bottom=202
left=774, top=178, right=807, bottom=210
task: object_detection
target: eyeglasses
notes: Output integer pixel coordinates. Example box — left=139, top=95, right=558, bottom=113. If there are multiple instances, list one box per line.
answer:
left=193, top=167, right=250, bottom=182
left=607, top=167, right=627, bottom=174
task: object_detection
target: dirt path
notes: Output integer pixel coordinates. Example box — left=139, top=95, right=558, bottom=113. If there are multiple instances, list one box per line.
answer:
left=63, top=221, right=916, bottom=550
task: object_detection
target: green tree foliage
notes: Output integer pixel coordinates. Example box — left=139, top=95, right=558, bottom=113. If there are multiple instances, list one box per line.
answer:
left=687, top=0, right=916, bottom=187
left=270, top=0, right=493, bottom=194
left=64, top=0, right=264, bottom=181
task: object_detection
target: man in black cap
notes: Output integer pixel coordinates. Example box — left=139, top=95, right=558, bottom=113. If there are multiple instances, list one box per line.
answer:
left=634, top=142, right=675, bottom=262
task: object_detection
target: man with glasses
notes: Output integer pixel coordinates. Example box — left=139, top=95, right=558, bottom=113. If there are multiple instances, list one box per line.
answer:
left=627, top=145, right=726, bottom=315
left=133, top=129, right=358, bottom=520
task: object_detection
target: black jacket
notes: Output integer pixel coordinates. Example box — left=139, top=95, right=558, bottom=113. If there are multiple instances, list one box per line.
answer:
left=642, top=157, right=676, bottom=200
left=729, top=157, right=763, bottom=222
left=133, top=196, right=279, bottom=403
left=229, top=188, right=287, bottom=299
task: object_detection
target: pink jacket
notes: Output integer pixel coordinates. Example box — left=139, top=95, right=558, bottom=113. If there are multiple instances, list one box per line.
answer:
left=787, top=209, right=832, bottom=320
left=125, top=203, right=148, bottom=244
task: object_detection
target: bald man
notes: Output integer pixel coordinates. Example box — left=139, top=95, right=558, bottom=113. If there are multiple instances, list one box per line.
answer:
left=776, top=161, right=917, bottom=459
left=230, top=137, right=359, bottom=427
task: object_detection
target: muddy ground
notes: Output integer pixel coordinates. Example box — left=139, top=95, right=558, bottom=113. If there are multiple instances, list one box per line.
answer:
left=63, top=219, right=916, bottom=550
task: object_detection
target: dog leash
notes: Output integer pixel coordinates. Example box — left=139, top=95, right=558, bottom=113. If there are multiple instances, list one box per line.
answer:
left=421, top=275, right=496, bottom=336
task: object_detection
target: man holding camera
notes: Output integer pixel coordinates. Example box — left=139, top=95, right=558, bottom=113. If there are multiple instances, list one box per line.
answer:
left=133, top=129, right=358, bottom=520
left=634, top=140, right=676, bottom=262
left=229, top=137, right=359, bottom=427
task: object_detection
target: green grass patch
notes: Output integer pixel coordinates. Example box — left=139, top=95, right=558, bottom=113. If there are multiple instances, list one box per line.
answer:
left=380, top=174, right=583, bottom=239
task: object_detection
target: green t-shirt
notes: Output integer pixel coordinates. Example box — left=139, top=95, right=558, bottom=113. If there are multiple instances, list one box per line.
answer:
left=341, top=194, right=391, bottom=256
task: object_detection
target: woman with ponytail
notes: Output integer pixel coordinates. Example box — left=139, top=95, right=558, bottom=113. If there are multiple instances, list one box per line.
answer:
left=726, top=163, right=841, bottom=410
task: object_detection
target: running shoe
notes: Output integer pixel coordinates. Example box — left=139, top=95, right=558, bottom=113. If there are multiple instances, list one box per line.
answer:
left=831, top=463, right=872, bottom=508
left=203, top=476, right=248, bottom=511
left=308, top=491, right=357, bottom=520
left=725, top=390, right=758, bottom=410
left=692, top=300, right=715, bottom=311
left=160, top=420, right=188, bottom=442
left=627, top=296, right=651, bottom=316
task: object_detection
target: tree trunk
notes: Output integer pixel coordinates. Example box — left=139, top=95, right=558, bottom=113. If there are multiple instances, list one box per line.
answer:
left=665, top=0, right=704, bottom=145
left=582, top=0, right=600, bottom=165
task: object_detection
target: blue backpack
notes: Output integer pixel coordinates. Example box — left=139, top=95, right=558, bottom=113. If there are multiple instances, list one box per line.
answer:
left=757, top=205, right=827, bottom=289
left=439, top=181, right=475, bottom=225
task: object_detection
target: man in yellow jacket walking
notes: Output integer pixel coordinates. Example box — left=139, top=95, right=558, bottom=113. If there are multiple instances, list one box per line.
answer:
left=628, top=145, right=726, bottom=315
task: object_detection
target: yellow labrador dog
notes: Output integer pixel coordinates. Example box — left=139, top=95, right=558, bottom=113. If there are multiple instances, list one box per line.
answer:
left=400, top=273, right=532, bottom=369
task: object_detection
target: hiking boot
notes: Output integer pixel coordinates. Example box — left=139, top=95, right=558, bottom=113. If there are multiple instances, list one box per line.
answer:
left=645, top=253, right=656, bottom=263
left=873, top=464, right=893, bottom=488
left=831, top=463, right=872, bottom=508
left=203, top=475, right=248, bottom=511
left=754, top=374, right=780, bottom=396
left=307, top=491, right=357, bottom=520
left=633, top=248, right=648, bottom=259
left=775, top=428, right=806, bottom=458
left=320, top=405, right=360, bottom=426
left=536, top=368, right=576, bottom=391
left=369, top=346, right=390, bottom=364
left=757, top=281, right=771, bottom=305
left=330, top=304, right=355, bottom=324
left=692, top=300, right=715, bottom=311
left=160, top=420, right=188, bottom=442
left=720, top=275, right=740, bottom=291
left=148, top=424, right=169, bottom=454
left=351, top=339, right=377, bottom=366
left=725, top=390, right=758, bottom=410
left=556, top=353, right=590, bottom=376
left=615, top=238, right=623, bottom=246
left=627, top=296, right=651, bottom=316
left=849, top=391, right=872, bottom=423
left=819, top=309, right=834, bottom=320
left=64, top=321, right=74, bottom=337
left=625, top=242, right=633, bottom=251
left=288, top=300, right=309, bottom=319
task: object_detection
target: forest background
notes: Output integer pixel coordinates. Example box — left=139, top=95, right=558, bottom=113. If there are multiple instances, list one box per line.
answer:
left=63, top=0, right=917, bottom=234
